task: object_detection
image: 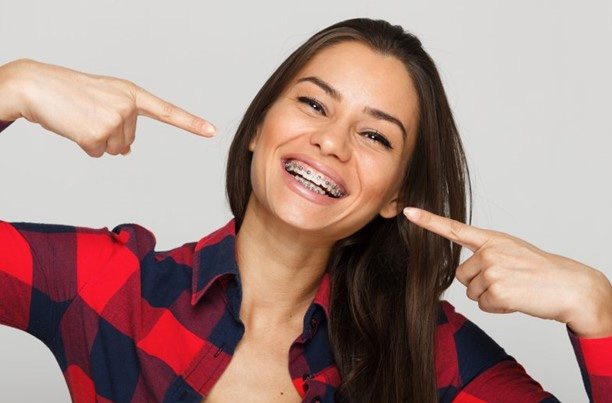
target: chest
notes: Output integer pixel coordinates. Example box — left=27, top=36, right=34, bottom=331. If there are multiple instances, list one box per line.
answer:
left=201, top=328, right=303, bottom=403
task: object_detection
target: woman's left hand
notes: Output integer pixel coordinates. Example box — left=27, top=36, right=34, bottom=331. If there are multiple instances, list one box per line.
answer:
left=402, top=207, right=612, bottom=338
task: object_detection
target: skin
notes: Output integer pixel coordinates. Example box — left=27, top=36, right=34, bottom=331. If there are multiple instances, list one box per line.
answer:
left=1, top=47, right=609, bottom=342
left=237, top=41, right=419, bottom=331
left=0, top=58, right=216, bottom=158
left=403, top=207, right=612, bottom=338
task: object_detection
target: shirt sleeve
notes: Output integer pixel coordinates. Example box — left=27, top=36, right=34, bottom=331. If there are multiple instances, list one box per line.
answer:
left=0, top=119, right=15, bottom=133
left=437, top=300, right=612, bottom=403
left=0, top=219, right=141, bottom=350
left=565, top=325, right=612, bottom=403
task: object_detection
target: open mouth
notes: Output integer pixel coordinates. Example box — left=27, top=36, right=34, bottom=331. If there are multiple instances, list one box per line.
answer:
left=281, top=158, right=348, bottom=199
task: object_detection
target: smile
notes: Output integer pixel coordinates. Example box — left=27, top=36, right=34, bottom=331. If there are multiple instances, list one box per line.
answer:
left=280, top=157, right=349, bottom=205
left=283, top=159, right=346, bottom=198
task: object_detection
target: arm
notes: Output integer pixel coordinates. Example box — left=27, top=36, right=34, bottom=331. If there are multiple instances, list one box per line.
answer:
left=0, top=220, right=136, bottom=347
left=436, top=300, right=611, bottom=403
left=0, top=58, right=216, bottom=157
left=566, top=325, right=612, bottom=403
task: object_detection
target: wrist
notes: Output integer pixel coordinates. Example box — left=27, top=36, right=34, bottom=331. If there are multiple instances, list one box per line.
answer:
left=566, top=269, right=612, bottom=338
left=0, top=58, right=35, bottom=122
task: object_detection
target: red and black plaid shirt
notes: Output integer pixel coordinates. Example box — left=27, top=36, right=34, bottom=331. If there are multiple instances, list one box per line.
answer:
left=1, top=119, right=611, bottom=402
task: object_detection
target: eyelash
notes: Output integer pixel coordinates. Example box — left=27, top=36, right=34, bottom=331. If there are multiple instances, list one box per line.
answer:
left=297, top=96, right=393, bottom=150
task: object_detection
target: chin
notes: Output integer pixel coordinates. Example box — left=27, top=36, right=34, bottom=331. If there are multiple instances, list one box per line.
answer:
left=272, top=204, right=337, bottom=233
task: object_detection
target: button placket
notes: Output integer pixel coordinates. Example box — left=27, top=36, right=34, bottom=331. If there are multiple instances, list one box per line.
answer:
left=309, top=315, right=319, bottom=338
left=302, top=372, right=314, bottom=391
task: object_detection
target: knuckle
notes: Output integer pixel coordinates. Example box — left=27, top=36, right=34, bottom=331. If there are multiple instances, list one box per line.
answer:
left=487, top=282, right=505, bottom=300
left=109, top=113, right=124, bottom=129
left=491, top=231, right=511, bottom=245
left=81, top=143, right=105, bottom=158
left=106, top=148, right=121, bottom=156
left=116, top=100, right=135, bottom=117
left=160, top=102, right=176, bottom=118
left=477, top=298, right=492, bottom=312
left=479, top=247, right=497, bottom=265
left=482, top=267, right=499, bottom=283
left=449, top=220, right=464, bottom=239
left=117, top=77, right=136, bottom=91
left=126, top=132, right=135, bottom=145
left=91, top=130, right=109, bottom=145
left=105, top=138, right=125, bottom=155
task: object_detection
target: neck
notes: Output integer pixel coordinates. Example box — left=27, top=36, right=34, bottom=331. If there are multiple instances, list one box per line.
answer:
left=235, top=193, right=333, bottom=332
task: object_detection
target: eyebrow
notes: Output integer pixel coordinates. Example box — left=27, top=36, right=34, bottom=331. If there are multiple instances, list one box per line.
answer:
left=295, top=76, right=408, bottom=141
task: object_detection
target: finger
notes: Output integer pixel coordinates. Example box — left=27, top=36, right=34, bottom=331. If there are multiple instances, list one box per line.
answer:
left=464, top=269, right=489, bottom=302
left=454, top=254, right=481, bottom=287
left=121, top=113, right=137, bottom=155
left=133, top=85, right=216, bottom=137
left=477, top=287, right=515, bottom=314
left=80, top=140, right=106, bottom=158
left=106, top=127, right=126, bottom=156
left=403, top=207, right=490, bottom=252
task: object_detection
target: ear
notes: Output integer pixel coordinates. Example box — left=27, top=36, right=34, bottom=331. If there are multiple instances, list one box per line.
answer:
left=379, top=190, right=401, bottom=219
left=248, top=127, right=261, bottom=152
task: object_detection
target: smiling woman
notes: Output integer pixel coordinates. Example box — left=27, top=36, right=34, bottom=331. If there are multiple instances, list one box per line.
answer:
left=0, top=16, right=611, bottom=403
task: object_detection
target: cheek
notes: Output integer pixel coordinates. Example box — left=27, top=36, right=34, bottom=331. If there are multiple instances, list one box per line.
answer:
left=357, top=158, right=401, bottom=201
left=249, top=147, right=268, bottom=197
left=364, top=173, right=395, bottom=199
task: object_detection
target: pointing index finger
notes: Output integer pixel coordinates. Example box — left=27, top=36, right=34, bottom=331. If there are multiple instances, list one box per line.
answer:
left=403, top=207, right=489, bottom=252
left=134, top=85, right=216, bottom=136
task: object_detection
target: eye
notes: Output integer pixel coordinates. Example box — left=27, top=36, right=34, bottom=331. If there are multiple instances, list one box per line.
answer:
left=362, top=130, right=393, bottom=150
left=297, top=95, right=393, bottom=150
left=297, top=96, right=327, bottom=115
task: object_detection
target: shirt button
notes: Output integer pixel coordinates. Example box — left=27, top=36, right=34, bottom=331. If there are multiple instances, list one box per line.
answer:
left=310, top=317, right=318, bottom=327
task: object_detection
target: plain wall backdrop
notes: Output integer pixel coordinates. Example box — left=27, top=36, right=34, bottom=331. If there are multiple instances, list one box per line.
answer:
left=1, top=0, right=610, bottom=401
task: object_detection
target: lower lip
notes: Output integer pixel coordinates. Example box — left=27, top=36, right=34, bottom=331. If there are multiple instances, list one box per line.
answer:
left=280, top=159, right=344, bottom=206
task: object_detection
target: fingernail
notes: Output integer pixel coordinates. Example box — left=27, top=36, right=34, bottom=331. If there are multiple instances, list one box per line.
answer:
left=403, top=207, right=420, bottom=220
left=202, top=122, right=216, bottom=135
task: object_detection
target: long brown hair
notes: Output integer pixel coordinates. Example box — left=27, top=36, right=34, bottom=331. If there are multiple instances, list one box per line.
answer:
left=225, top=18, right=472, bottom=402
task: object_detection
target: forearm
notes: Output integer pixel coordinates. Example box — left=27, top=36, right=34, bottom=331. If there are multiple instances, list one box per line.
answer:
left=0, top=58, right=30, bottom=122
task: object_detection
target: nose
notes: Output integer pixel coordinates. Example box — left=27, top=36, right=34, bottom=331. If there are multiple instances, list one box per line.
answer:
left=309, top=124, right=351, bottom=162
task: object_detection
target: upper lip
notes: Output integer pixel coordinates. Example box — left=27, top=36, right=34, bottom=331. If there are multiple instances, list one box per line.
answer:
left=281, top=153, right=349, bottom=195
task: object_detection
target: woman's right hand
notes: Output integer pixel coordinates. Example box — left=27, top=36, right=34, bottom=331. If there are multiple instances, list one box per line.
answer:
left=0, top=58, right=216, bottom=157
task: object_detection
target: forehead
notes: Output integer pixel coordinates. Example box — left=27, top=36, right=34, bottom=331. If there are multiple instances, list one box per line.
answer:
left=288, top=41, right=419, bottom=144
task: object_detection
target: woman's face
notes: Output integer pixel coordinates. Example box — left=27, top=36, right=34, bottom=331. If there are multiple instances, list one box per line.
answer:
left=248, top=40, right=419, bottom=241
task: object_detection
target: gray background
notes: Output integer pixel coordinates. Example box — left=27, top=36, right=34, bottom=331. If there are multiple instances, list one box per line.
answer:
left=1, top=0, right=611, bottom=401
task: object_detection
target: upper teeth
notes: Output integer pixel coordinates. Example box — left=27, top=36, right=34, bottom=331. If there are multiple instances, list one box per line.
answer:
left=284, top=159, right=346, bottom=198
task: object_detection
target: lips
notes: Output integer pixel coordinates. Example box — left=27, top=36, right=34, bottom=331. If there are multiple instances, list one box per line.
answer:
left=280, top=153, right=349, bottom=196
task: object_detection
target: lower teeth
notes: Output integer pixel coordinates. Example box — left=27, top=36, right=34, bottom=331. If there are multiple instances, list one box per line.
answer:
left=293, top=174, right=331, bottom=197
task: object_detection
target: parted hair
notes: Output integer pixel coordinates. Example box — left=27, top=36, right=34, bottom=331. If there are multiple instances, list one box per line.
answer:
left=225, top=17, right=472, bottom=402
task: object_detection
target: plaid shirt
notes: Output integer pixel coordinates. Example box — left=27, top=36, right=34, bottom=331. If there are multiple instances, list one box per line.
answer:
left=1, top=119, right=611, bottom=402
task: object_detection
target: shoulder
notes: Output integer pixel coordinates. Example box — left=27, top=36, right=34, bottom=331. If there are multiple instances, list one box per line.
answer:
left=2, top=220, right=158, bottom=267
left=110, top=222, right=158, bottom=259
left=435, top=299, right=513, bottom=388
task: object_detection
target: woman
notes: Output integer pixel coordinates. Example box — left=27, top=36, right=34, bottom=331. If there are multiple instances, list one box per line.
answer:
left=0, top=18, right=610, bottom=403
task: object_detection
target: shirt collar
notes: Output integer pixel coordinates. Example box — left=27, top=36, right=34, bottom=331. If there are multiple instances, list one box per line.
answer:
left=190, top=217, right=331, bottom=320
